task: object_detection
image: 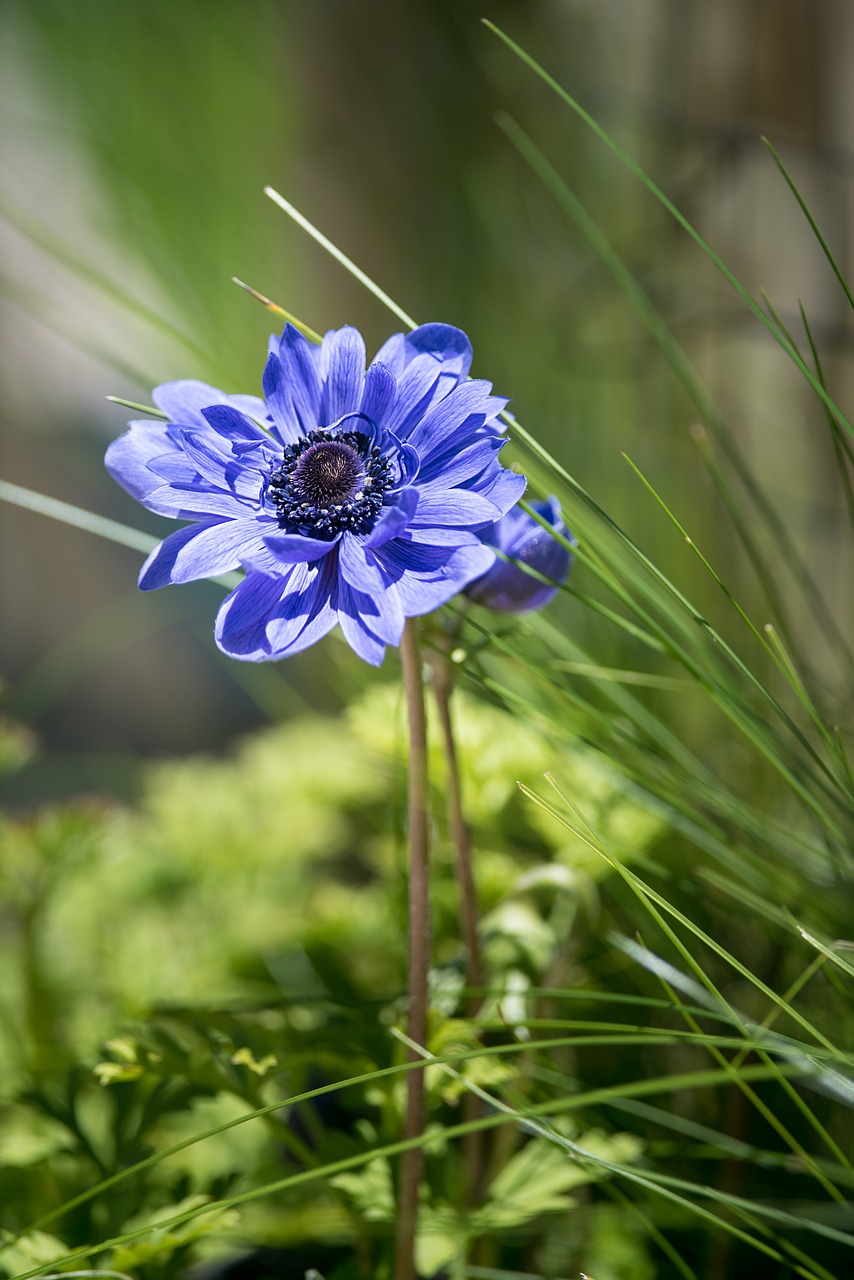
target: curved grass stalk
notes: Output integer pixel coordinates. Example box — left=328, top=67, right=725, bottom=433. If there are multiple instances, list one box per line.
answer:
left=17, top=1036, right=813, bottom=1249
left=481, top=23, right=854, bottom=445
left=492, top=111, right=853, bottom=672
left=531, top=777, right=844, bottom=1058
left=15, top=1053, right=828, bottom=1280
left=394, top=1029, right=850, bottom=1280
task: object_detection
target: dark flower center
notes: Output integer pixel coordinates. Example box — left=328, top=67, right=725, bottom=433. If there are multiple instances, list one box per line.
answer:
left=267, top=429, right=393, bottom=537
left=291, top=440, right=365, bottom=506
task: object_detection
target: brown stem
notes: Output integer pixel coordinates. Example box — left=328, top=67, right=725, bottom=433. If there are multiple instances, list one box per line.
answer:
left=431, top=654, right=484, bottom=1006
left=394, top=618, right=431, bottom=1280
left=430, top=649, right=486, bottom=1214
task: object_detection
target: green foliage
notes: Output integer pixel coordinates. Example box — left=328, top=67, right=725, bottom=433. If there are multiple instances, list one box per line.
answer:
left=0, top=686, right=663, bottom=1276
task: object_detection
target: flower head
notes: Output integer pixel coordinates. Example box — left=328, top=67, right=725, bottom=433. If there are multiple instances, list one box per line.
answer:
left=465, top=497, right=573, bottom=613
left=106, top=323, right=526, bottom=664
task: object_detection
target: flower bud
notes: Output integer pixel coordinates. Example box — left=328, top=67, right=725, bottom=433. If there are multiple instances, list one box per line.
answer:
left=465, top=498, right=573, bottom=614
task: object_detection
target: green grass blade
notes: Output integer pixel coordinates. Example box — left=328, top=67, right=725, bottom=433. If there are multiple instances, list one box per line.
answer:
left=762, top=137, right=854, bottom=313
left=482, top=22, right=854, bottom=443
left=0, top=480, right=157, bottom=555
left=264, top=186, right=417, bottom=329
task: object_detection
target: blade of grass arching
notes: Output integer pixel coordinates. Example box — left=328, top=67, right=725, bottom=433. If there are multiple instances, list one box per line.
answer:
left=105, top=396, right=168, bottom=418
left=263, top=186, right=417, bottom=329
left=644, top=957, right=848, bottom=1206
left=483, top=24, right=854, bottom=444
left=0, top=480, right=156, bottom=555
left=231, top=276, right=322, bottom=344
left=490, top=60, right=854, bottom=679
left=19, top=1049, right=808, bottom=1260
left=605, top=1181, right=701, bottom=1280
left=491, top=115, right=810, bottom=655
left=514, top=502, right=851, bottom=839
left=727, top=948, right=853, bottom=1174
left=762, top=138, right=854, bottom=314
left=527, top=778, right=845, bottom=1060
left=787, top=914, right=854, bottom=984
left=0, top=479, right=241, bottom=589
left=0, top=195, right=214, bottom=370
left=799, top=302, right=854, bottom=541
left=621, top=453, right=849, bottom=788
left=467, top=632, right=831, bottom=879
left=395, top=1030, right=847, bottom=1280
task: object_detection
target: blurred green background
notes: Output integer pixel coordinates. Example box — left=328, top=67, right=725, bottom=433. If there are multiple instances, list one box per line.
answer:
left=1, top=0, right=853, bottom=786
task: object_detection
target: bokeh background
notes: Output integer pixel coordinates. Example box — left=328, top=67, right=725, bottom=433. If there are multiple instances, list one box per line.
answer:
left=2, top=0, right=854, bottom=798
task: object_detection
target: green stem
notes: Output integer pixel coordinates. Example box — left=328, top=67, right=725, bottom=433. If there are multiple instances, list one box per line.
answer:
left=394, top=618, right=431, bottom=1280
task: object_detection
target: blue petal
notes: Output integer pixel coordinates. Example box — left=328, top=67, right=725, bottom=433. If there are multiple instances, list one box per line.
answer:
left=405, top=323, right=473, bottom=381
left=466, top=497, right=573, bottom=614
left=416, top=436, right=503, bottom=488
left=410, top=487, right=501, bottom=527
left=338, top=535, right=396, bottom=595
left=177, top=431, right=237, bottom=489
left=152, top=380, right=233, bottom=426
left=228, top=393, right=270, bottom=425
left=337, top=578, right=405, bottom=663
left=320, top=326, right=366, bottom=424
left=264, top=557, right=339, bottom=657
left=337, top=607, right=386, bottom=665
left=143, top=484, right=253, bottom=520
left=262, top=531, right=340, bottom=563
left=371, top=332, right=406, bottom=377
left=406, top=526, right=483, bottom=547
left=388, top=543, right=496, bottom=615
left=262, top=325, right=323, bottom=442
left=262, top=353, right=303, bottom=444
left=405, top=380, right=494, bottom=456
left=360, top=361, right=397, bottom=426
left=215, top=571, right=287, bottom=660
left=279, top=325, right=322, bottom=432
left=479, top=468, right=527, bottom=516
left=105, top=421, right=182, bottom=501
left=201, top=405, right=269, bottom=443
left=139, top=517, right=266, bottom=589
left=363, top=488, right=419, bottom=548
left=383, top=353, right=446, bottom=438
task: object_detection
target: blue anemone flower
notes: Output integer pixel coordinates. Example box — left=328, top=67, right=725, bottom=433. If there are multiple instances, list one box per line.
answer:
left=465, top=497, right=573, bottom=613
left=106, top=323, right=526, bottom=664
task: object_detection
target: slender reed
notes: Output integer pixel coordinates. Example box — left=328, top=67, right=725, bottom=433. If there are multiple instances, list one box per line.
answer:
left=429, top=642, right=487, bottom=1215
left=394, top=618, right=431, bottom=1280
